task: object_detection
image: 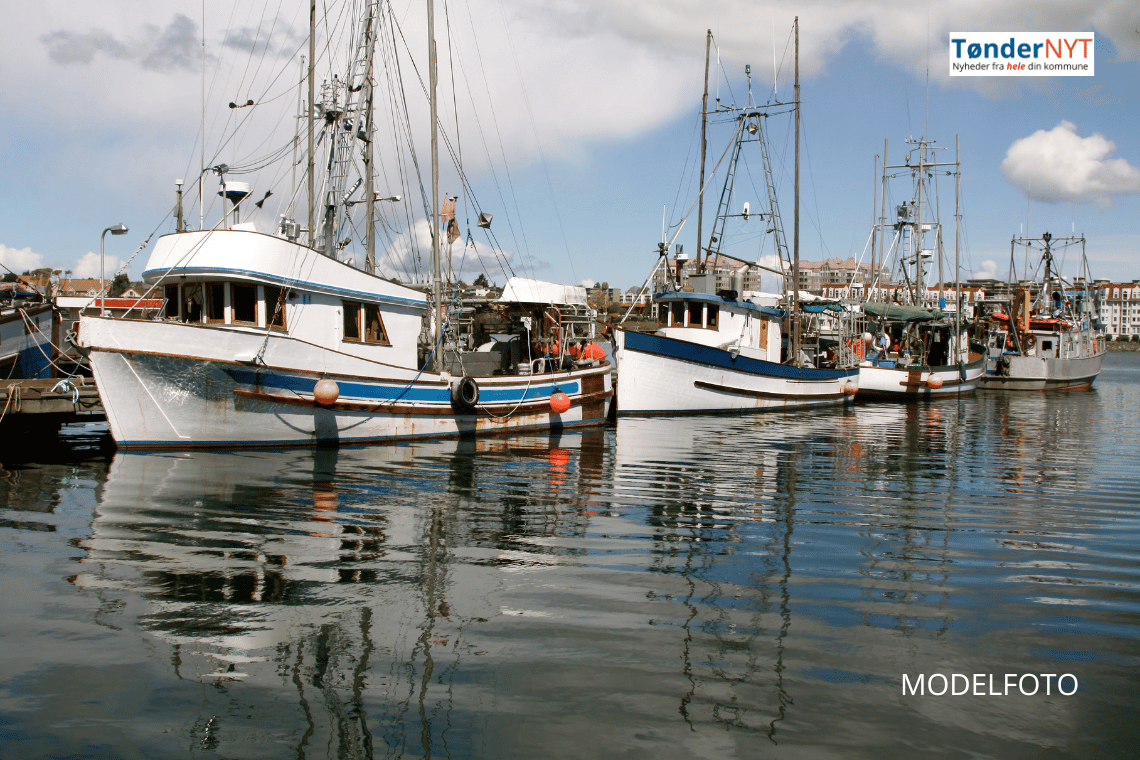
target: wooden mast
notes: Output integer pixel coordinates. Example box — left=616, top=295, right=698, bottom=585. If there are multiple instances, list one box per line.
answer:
left=307, top=0, right=316, bottom=246
left=428, top=0, right=443, bottom=372
left=364, top=2, right=377, bottom=274
left=696, top=29, right=711, bottom=273
left=791, top=16, right=801, bottom=365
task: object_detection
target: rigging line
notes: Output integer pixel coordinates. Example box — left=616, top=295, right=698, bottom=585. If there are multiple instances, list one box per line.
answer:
left=429, top=15, right=514, bottom=282
left=492, top=0, right=577, bottom=284
left=382, top=5, right=430, bottom=278
left=226, top=0, right=278, bottom=108
left=386, top=9, right=514, bottom=283
left=384, top=9, right=432, bottom=246
left=798, top=111, right=832, bottom=261
left=448, top=0, right=532, bottom=279
left=443, top=0, right=469, bottom=234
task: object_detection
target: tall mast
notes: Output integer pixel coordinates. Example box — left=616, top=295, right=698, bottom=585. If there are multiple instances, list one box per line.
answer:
left=878, top=139, right=888, bottom=302
left=696, top=29, right=711, bottom=273
left=791, top=16, right=801, bottom=366
left=364, top=3, right=377, bottom=273
left=428, top=0, right=442, bottom=372
left=307, top=0, right=316, bottom=246
left=913, top=140, right=924, bottom=304
left=954, top=134, right=961, bottom=359
left=200, top=0, right=206, bottom=230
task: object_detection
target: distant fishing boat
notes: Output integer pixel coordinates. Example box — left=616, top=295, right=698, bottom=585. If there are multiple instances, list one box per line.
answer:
left=77, top=1, right=611, bottom=449
left=0, top=282, right=52, bottom=380
left=614, top=23, right=859, bottom=416
left=979, top=232, right=1106, bottom=391
left=855, top=136, right=986, bottom=400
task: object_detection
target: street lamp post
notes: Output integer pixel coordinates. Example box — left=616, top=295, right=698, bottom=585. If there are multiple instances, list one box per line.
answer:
left=100, top=223, right=129, bottom=315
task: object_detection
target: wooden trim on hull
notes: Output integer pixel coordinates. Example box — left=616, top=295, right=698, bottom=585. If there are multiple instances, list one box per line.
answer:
left=233, top=387, right=613, bottom=417
left=692, top=379, right=847, bottom=401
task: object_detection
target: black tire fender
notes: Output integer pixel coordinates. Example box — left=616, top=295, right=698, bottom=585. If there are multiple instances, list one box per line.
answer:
left=451, top=376, right=479, bottom=410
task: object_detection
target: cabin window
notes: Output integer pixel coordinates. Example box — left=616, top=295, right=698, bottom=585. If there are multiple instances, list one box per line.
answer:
left=183, top=283, right=203, bottom=323
left=163, top=285, right=180, bottom=320
left=1041, top=340, right=1053, bottom=350
left=671, top=302, right=684, bottom=327
left=706, top=304, right=718, bottom=328
left=343, top=302, right=361, bottom=340
left=205, top=282, right=225, bottom=323
left=363, top=304, right=389, bottom=344
left=342, top=301, right=390, bottom=345
left=263, top=285, right=287, bottom=330
left=232, top=283, right=257, bottom=324
left=689, top=301, right=704, bottom=328
left=657, top=305, right=668, bottom=327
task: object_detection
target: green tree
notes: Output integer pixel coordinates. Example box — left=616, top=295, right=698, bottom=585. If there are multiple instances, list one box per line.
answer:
left=109, top=273, right=131, bottom=297
left=473, top=273, right=490, bottom=288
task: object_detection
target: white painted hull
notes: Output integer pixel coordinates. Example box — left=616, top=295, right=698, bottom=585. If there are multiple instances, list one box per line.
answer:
left=979, top=350, right=1105, bottom=391
left=80, top=316, right=611, bottom=449
left=0, top=303, right=53, bottom=379
left=614, top=329, right=857, bottom=415
left=856, top=355, right=985, bottom=400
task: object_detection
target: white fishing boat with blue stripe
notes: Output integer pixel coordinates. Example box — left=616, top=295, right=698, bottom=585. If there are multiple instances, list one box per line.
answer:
left=616, top=288, right=858, bottom=415
left=77, top=1, right=611, bottom=449
left=79, top=233, right=610, bottom=449
left=614, top=26, right=858, bottom=417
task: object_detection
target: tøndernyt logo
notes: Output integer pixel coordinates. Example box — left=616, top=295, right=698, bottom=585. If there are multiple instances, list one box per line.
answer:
left=949, top=33, right=1094, bottom=76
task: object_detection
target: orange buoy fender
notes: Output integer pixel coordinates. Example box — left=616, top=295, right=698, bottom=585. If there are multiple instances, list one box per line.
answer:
left=927, top=375, right=944, bottom=390
left=313, top=378, right=340, bottom=405
left=550, top=391, right=571, bottom=414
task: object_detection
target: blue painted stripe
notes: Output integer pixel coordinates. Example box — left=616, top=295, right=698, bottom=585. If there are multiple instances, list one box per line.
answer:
left=225, top=368, right=580, bottom=403
left=623, top=329, right=857, bottom=380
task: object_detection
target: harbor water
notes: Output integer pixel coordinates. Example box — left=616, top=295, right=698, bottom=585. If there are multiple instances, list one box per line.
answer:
left=2, top=353, right=1138, bottom=759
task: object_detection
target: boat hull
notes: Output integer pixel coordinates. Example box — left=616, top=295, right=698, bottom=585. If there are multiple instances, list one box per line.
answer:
left=614, top=329, right=858, bottom=416
left=0, top=303, right=53, bottom=379
left=978, top=350, right=1105, bottom=392
left=856, top=353, right=985, bottom=400
left=81, top=317, right=611, bottom=449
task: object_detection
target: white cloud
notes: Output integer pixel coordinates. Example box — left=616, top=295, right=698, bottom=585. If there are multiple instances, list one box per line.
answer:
left=373, top=218, right=516, bottom=284
left=72, top=251, right=125, bottom=280
left=0, top=244, right=46, bottom=275
left=1000, top=121, right=1140, bottom=208
left=580, top=278, right=596, bottom=288
left=973, top=259, right=999, bottom=279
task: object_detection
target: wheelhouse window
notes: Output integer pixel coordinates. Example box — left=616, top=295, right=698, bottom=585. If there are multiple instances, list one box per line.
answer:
left=671, top=302, right=685, bottom=327
left=183, top=283, right=203, bottom=323
left=706, top=304, right=718, bottom=328
left=205, top=282, right=225, bottom=323
left=342, top=300, right=390, bottom=345
left=163, top=285, right=180, bottom=320
left=263, top=285, right=287, bottom=330
left=232, top=283, right=257, bottom=324
left=688, top=301, right=703, bottom=328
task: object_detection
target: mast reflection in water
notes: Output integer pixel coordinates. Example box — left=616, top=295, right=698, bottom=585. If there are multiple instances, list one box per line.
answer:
left=1, top=354, right=1139, bottom=758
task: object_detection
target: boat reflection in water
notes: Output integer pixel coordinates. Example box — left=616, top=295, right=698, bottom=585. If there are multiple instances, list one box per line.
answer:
left=72, top=433, right=610, bottom=757
left=56, top=372, right=1138, bottom=757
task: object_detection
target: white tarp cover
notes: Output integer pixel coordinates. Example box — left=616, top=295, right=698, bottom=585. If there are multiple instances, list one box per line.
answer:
left=497, top=277, right=587, bottom=306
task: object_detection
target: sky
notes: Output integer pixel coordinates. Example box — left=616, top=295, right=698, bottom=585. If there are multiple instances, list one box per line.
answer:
left=1, top=1, right=1138, bottom=293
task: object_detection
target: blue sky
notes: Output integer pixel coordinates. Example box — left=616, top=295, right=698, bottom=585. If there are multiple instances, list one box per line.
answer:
left=1, top=1, right=1137, bottom=292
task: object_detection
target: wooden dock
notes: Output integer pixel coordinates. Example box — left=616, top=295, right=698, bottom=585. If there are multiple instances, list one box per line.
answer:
left=0, top=377, right=105, bottom=434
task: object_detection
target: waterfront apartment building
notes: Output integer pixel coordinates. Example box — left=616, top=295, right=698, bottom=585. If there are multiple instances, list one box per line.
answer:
left=1094, top=281, right=1140, bottom=339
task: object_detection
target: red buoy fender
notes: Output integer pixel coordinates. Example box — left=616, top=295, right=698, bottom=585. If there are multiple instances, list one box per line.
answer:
left=550, top=391, right=571, bottom=414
